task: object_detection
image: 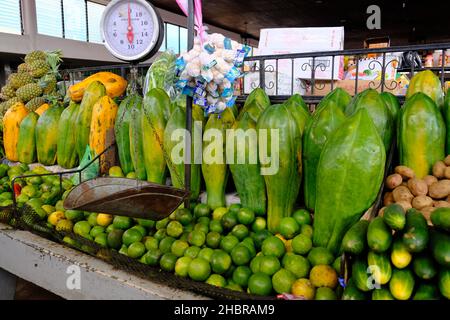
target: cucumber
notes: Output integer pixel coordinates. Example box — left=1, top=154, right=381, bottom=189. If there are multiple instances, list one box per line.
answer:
left=413, top=283, right=441, bottom=300
left=413, top=254, right=438, bottom=280
left=367, top=217, right=392, bottom=253
left=341, top=220, right=369, bottom=255
left=431, top=207, right=450, bottom=232
left=438, top=268, right=450, bottom=299
left=391, top=238, right=412, bottom=269
left=389, top=268, right=415, bottom=300
left=402, top=209, right=429, bottom=253
left=352, top=258, right=372, bottom=292
left=341, top=279, right=367, bottom=300
left=430, top=229, right=450, bottom=268
left=383, top=203, right=406, bottom=231
left=372, top=288, right=394, bottom=300
left=367, top=251, right=392, bottom=285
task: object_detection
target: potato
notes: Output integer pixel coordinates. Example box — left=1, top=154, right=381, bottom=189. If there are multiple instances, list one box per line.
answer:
left=412, top=195, right=433, bottom=209
left=401, top=182, right=408, bottom=187
left=407, top=178, right=428, bottom=196
left=420, top=206, right=435, bottom=225
left=433, top=200, right=450, bottom=208
left=444, top=167, right=450, bottom=179
left=447, top=195, right=450, bottom=202
left=386, top=174, right=403, bottom=190
left=383, top=192, right=394, bottom=206
left=428, top=180, right=450, bottom=199
left=378, top=206, right=386, bottom=217
left=423, top=175, right=438, bottom=187
left=432, top=161, right=446, bottom=178
left=392, top=186, right=414, bottom=203
left=395, top=166, right=415, bottom=179
left=444, top=155, right=450, bottom=166
left=396, top=201, right=412, bottom=211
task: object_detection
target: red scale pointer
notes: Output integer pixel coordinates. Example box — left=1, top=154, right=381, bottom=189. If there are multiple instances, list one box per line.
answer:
left=127, top=2, right=134, bottom=44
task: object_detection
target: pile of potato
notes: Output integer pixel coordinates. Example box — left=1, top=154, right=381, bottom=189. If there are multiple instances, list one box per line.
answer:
left=382, top=156, right=450, bottom=224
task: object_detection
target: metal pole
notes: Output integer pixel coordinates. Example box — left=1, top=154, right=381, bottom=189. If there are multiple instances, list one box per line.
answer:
left=184, top=0, right=195, bottom=208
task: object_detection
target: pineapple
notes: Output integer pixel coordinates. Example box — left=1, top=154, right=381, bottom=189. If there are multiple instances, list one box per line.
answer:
left=26, top=96, right=47, bottom=111
left=24, top=50, right=46, bottom=64
left=1, top=97, right=22, bottom=114
left=17, top=63, right=29, bottom=74
left=8, top=72, right=34, bottom=89
left=28, top=60, right=50, bottom=78
left=40, top=73, right=57, bottom=94
left=1, top=85, right=16, bottom=99
left=16, top=83, right=42, bottom=102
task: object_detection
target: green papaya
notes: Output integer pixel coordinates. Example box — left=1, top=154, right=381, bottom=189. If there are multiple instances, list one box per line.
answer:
left=142, top=88, right=170, bottom=184
left=238, top=88, right=271, bottom=122
left=163, top=106, right=201, bottom=200
left=313, top=108, right=385, bottom=254
left=380, top=92, right=400, bottom=122
left=284, top=94, right=311, bottom=135
left=228, top=112, right=266, bottom=215
left=57, top=101, right=79, bottom=168
left=17, top=112, right=39, bottom=164
left=35, top=104, right=64, bottom=165
left=399, top=92, right=445, bottom=178
left=317, top=87, right=351, bottom=112
left=257, top=103, right=302, bottom=232
left=115, top=96, right=135, bottom=175
left=406, top=70, right=444, bottom=108
left=443, top=89, right=450, bottom=154
left=345, top=88, right=393, bottom=150
left=129, top=94, right=146, bottom=180
left=303, top=97, right=346, bottom=210
left=74, top=81, right=106, bottom=159
left=202, top=108, right=235, bottom=209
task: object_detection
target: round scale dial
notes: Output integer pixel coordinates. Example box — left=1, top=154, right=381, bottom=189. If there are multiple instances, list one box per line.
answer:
left=101, top=0, right=163, bottom=62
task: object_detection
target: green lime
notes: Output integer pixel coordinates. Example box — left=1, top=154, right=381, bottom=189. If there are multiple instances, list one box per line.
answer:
left=228, top=203, right=242, bottom=215
left=90, top=225, right=105, bottom=238
left=188, top=258, right=211, bottom=281
left=206, top=231, right=221, bottom=249
left=209, top=220, right=223, bottom=234
left=307, top=247, right=334, bottom=266
left=231, top=245, right=251, bottom=266
left=179, top=231, right=189, bottom=242
left=73, top=221, right=91, bottom=237
left=155, top=218, right=169, bottom=230
left=171, top=240, right=189, bottom=257
left=175, top=208, right=193, bottom=226
left=292, top=209, right=312, bottom=226
left=109, top=166, right=124, bottom=177
left=198, top=216, right=210, bottom=226
left=210, top=250, right=232, bottom=274
left=248, top=273, right=273, bottom=296
left=175, top=256, right=192, bottom=277
left=136, top=218, right=155, bottom=228
left=237, top=208, right=255, bottom=225
left=278, top=217, right=300, bottom=239
left=262, top=236, right=286, bottom=258
left=292, top=234, right=313, bottom=255
left=183, top=224, right=194, bottom=233
left=21, top=185, right=38, bottom=198
left=64, top=210, right=84, bottom=222
left=250, top=255, right=263, bottom=274
left=252, top=229, right=271, bottom=249
left=301, top=224, right=313, bottom=238
left=55, top=200, right=65, bottom=212
left=241, top=238, right=257, bottom=258
left=225, top=283, right=243, bottom=292
left=184, top=246, right=201, bottom=259
left=194, top=203, right=211, bottom=218
left=198, top=247, right=214, bottom=262
left=206, top=274, right=227, bottom=287
left=119, top=244, right=128, bottom=256
left=232, top=265, right=252, bottom=287
left=125, top=171, right=136, bottom=179
left=221, top=211, right=237, bottom=230
left=94, top=233, right=108, bottom=248
left=130, top=225, right=147, bottom=237
left=220, top=235, right=239, bottom=253
left=113, top=216, right=133, bottom=230
left=62, top=236, right=80, bottom=248
left=332, top=256, right=342, bottom=274
left=143, top=248, right=162, bottom=266
left=159, top=236, right=176, bottom=254
left=259, top=255, right=281, bottom=276
left=283, top=253, right=310, bottom=278
left=144, top=236, right=159, bottom=251
left=160, top=253, right=177, bottom=271
left=194, top=223, right=209, bottom=234
left=166, top=221, right=184, bottom=238
left=213, top=207, right=228, bottom=221
left=128, top=241, right=146, bottom=259
left=106, top=224, right=116, bottom=233
left=122, top=228, right=143, bottom=246
left=188, top=230, right=206, bottom=247
left=272, top=268, right=296, bottom=294
left=107, top=229, right=124, bottom=249
left=231, top=224, right=249, bottom=240
left=153, top=228, right=167, bottom=241
left=315, top=287, right=337, bottom=300
left=252, top=217, right=267, bottom=232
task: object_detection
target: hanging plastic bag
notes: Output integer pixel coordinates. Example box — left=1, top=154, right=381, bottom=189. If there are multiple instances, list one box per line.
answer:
left=143, top=51, right=178, bottom=100
left=71, top=145, right=99, bottom=185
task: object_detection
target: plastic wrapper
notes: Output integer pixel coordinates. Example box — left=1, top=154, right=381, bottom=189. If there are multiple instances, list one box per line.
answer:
left=143, top=51, right=178, bottom=100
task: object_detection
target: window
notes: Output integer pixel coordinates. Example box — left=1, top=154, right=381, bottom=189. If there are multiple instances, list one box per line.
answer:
left=87, top=1, right=104, bottom=43
left=36, top=0, right=63, bottom=37
left=0, top=0, right=21, bottom=35
left=179, top=27, right=187, bottom=53
left=63, top=0, right=87, bottom=41
left=166, top=23, right=179, bottom=54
